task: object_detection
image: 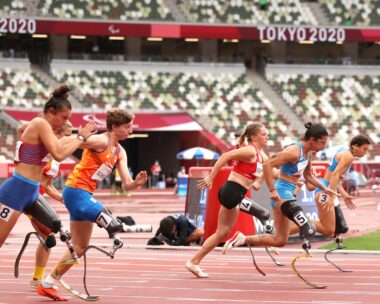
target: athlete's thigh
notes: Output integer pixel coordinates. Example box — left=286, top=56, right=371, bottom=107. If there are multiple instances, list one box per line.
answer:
left=0, top=204, right=21, bottom=247
left=70, top=220, right=94, bottom=249
left=315, top=192, right=335, bottom=227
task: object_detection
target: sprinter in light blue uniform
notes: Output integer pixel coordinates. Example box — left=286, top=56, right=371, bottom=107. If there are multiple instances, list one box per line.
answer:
left=308, top=135, right=370, bottom=237
left=222, top=122, right=339, bottom=252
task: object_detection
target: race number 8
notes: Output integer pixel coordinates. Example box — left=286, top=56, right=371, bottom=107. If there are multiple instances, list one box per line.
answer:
left=0, top=205, right=14, bottom=222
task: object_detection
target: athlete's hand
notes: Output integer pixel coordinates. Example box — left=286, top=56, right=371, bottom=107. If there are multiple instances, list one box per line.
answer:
left=197, top=175, right=213, bottom=190
left=252, top=181, right=261, bottom=191
left=343, top=195, right=357, bottom=210
left=269, top=189, right=280, bottom=202
left=135, top=171, right=148, bottom=186
left=78, top=121, right=96, bottom=140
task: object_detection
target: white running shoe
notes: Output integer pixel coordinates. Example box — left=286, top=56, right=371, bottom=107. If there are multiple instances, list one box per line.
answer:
left=185, top=261, right=209, bottom=278
left=222, top=231, right=246, bottom=255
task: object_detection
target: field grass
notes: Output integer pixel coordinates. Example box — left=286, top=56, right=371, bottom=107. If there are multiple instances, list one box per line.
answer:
left=320, top=230, right=380, bottom=250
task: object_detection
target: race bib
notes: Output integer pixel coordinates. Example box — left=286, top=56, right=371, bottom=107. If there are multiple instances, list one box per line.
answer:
left=296, top=160, right=308, bottom=176
left=0, top=204, right=15, bottom=222
left=14, top=141, right=22, bottom=162
left=91, top=163, right=113, bottom=182
left=253, top=163, right=263, bottom=177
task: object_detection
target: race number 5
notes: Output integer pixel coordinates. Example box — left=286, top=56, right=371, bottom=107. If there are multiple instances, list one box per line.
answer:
left=0, top=204, right=14, bottom=222
left=294, top=212, right=307, bottom=226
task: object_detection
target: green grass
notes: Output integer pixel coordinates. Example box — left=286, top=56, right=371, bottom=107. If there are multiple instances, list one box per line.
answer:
left=319, top=230, right=380, bottom=250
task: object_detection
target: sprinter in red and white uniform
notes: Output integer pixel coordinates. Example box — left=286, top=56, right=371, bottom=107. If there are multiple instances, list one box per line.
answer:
left=185, top=122, right=269, bottom=278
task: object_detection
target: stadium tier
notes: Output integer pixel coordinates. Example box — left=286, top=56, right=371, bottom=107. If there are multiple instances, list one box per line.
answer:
left=37, top=0, right=174, bottom=21
left=0, top=0, right=26, bottom=16
left=266, top=64, right=380, bottom=159
left=176, top=0, right=317, bottom=25
left=320, top=0, right=380, bottom=26
left=0, top=68, right=50, bottom=108
left=50, top=60, right=294, bottom=153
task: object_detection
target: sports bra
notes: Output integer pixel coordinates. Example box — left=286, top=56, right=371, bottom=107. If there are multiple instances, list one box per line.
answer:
left=14, top=140, right=49, bottom=167
left=231, top=147, right=263, bottom=181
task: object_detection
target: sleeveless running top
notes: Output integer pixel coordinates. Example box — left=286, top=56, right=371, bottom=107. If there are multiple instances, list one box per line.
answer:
left=231, top=147, right=263, bottom=181
left=327, top=147, right=350, bottom=173
left=280, top=142, right=310, bottom=178
left=66, top=137, right=121, bottom=193
left=14, top=140, right=49, bottom=167
left=325, top=147, right=351, bottom=179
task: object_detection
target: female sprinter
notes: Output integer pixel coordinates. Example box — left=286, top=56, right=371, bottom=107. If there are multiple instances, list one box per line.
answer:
left=37, top=108, right=147, bottom=300
left=185, top=122, right=269, bottom=278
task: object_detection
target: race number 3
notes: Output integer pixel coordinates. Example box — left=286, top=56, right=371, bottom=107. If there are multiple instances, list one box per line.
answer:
left=0, top=204, right=15, bottom=222
left=318, top=194, right=328, bottom=204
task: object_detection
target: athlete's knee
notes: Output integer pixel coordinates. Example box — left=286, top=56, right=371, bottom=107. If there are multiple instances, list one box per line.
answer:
left=239, top=197, right=270, bottom=224
left=24, top=195, right=62, bottom=233
left=95, top=207, right=123, bottom=238
left=273, top=239, right=287, bottom=247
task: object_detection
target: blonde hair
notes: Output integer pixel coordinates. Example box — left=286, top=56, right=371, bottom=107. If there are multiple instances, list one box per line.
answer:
left=238, top=122, right=264, bottom=147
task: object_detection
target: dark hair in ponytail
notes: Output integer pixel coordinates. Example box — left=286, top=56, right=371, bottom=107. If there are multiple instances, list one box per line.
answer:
left=303, top=122, right=328, bottom=140
left=43, top=85, right=72, bottom=114
left=350, top=135, right=370, bottom=148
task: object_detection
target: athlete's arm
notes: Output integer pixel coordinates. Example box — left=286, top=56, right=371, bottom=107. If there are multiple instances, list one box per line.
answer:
left=304, top=165, right=339, bottom=197
left=117, top=148, right=147, bottom=191
left=44, top=177, right=63, bottom=203
left=36, top=118, right=95, bottom=161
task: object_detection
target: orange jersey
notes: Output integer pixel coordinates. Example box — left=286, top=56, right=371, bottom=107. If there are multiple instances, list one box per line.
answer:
left=66, top=139, right=121, bottom=193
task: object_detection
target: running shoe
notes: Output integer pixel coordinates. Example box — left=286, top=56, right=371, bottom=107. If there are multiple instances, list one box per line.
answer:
left=222, top=231, right=245, bottom=255
left=30, top=278, right=40, bottom=289
left=185, top=261, right=209, bottom=278
left=36, top=282, right=68, bottom=301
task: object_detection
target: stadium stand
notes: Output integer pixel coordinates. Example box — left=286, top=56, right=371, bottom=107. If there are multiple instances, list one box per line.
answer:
left=49, top=60, right=295, bottom=153
left=266, top=64, right=380, bottom=158
left=176, top=0, right=318, bottom=25
left=320, top=0, right=380, bottom=26
left=0, top=0, right=26, bottom=16
left=37, top=0, right=175, bottom=21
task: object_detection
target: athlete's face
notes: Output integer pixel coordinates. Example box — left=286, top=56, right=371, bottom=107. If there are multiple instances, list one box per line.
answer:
left=252, top=127, right=269, bottom=148
left=115, top=120, right=134, bottom=140
left=50, top=108, right=71, bottom=132
left=310, top=136, right=328, bottom=152
left=352, top=144, right=370, bottom=158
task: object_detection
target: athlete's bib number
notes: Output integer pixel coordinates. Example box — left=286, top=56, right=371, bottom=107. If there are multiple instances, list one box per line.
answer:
left=0, top=204, right=15, bottom=222
left=294, top=212, right=307, bottom=226
left=92, top=164, right=113, bottom=182
left=96, top=211, right=112, bottom=228
left=239, top=198, right=253, bottom=212
left=318, top=194, right=328, bottom=204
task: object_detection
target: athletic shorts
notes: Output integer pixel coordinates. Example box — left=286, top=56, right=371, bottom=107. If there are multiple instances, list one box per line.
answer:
left=270, top=179, right=297, bottom=208
left=314, top=179, right=328, bottom=195
left=218, top=180, right=247, bottom=209
left=62, top=186, right=104, bottom=222
left=0, top=173, right=39, bottom=211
